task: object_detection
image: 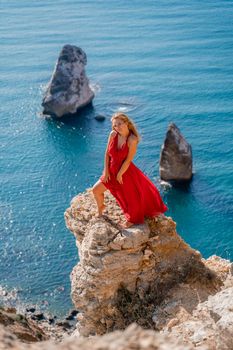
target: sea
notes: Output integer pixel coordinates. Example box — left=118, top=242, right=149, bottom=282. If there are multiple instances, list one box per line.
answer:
left=0, top=0, right=233, bottom=317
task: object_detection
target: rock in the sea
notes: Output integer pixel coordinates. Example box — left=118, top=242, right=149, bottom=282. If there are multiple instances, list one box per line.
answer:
left=65, top=309, right=78, bottom=321
left=70, top=310, right=78, bottom=317
left=64, top=189, right=217, bottom=337
left=30, top=312, right=45, bottom=321
left=95, top=114, right=106, bottom=121
left=159, top=123, right=193, bottom=181
left=26, top=307, right=36, bottom=313
left=42, top=45, right=94, bottom=117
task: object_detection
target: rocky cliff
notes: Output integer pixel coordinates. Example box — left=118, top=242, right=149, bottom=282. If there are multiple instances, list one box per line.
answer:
left=0, top=188, right=232, bottom=350
left=64, top=189, right=233, bottom=349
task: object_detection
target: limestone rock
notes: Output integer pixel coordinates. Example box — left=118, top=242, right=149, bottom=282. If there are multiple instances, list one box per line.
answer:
left=0, top=188, right=232, bottom=350
left=160, top=123, right=192, bottom=181
left=0, top=323, right=200, bottom=350
left=0, top=305, right=76, bottom=343
left=65, top=189, right=216, bottom=337
left=42, top=45, right=94, bottom=117
left=160, top=273, right=233, bottom=350
left=0, top=307, right=48, bottom=343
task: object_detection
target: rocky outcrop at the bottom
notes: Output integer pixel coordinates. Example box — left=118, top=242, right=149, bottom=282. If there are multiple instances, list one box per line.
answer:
left=64, top=189, right=230, bottom=340
left=159, top=266, right=233, bottom=350
left=0, top=307, right=48, bottom=343
left=0, top=323, right=199, bottom=350
left=0, top=305, right=77, bottom=343
left=0, top=187, right=232, bottom=349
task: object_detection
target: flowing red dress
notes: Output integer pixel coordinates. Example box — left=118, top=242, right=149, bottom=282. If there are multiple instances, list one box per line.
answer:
left=100, top=132, right=168, bottom=224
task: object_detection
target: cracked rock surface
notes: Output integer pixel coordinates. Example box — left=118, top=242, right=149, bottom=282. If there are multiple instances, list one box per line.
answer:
left=65, top=189, right=219, bottom=338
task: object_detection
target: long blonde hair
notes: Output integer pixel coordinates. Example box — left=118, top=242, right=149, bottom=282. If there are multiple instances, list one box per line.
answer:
left=111, top=112, right=140, bottom=143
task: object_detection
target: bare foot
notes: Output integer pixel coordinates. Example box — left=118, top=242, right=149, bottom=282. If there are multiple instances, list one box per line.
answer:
left=97, top=204, right=106, bottom=217
left=120, top=221, right=134, bottom=229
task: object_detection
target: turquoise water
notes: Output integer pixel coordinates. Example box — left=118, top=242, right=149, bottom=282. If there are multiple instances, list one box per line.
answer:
left=0, top=0, right=233, bottom=316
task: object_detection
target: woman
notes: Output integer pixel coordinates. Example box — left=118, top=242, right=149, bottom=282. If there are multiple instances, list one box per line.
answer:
left=92, top=112, right=168, bottom=228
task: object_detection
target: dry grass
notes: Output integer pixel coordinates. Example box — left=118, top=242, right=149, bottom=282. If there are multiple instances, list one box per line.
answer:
left=115, top=260, right=218, bottom=330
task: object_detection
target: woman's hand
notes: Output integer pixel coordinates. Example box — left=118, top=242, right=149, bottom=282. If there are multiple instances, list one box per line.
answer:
left=103, top=169, right=110, bottom=182
left=116, top=172, right=123, bottom=184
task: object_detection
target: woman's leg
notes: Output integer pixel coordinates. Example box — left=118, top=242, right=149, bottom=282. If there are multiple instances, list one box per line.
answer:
left=92, top=180, right=107, bottom=216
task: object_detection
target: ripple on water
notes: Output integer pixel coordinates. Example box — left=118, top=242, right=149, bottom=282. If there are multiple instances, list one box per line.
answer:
left=1, top=0, right=233, bottom=316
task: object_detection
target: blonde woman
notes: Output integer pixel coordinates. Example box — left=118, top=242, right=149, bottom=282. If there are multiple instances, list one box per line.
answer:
left=92, top=113, right=168, bottom=228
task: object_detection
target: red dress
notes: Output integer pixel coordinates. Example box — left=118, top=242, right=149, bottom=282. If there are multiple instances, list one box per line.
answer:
left=100, top=132, right=168, bottom=224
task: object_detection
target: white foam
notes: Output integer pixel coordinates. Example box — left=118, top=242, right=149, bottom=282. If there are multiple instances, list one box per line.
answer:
left=160, top=180, right=172, bottom=189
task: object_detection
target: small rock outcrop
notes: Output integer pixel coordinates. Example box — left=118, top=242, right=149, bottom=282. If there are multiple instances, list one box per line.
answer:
left=0, top=307, right=48, bottom=343
left=0, top=305, right=77, bottom=343
left=64, top=189, right=218, bottom=337
left=160, top=123, right=193, bottom=181
left=42, top=45, right=94, bottom=117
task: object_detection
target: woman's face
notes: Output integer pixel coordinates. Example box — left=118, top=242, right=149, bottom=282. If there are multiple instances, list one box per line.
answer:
left=112, top=118, right=129, bottom=134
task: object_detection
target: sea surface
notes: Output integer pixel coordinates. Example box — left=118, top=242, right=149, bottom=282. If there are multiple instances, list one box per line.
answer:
left=0, top=0, right=233, bottom=317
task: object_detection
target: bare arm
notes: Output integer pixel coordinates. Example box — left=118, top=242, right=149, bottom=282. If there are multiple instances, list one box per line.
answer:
left=103, top=131, right=116, bottom=181
left=117, top=136, right=137, bottom=183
